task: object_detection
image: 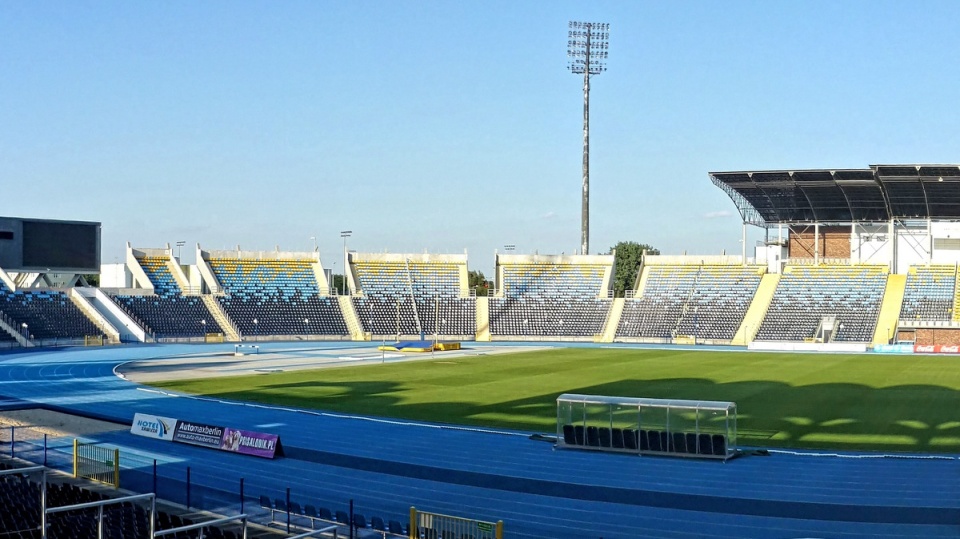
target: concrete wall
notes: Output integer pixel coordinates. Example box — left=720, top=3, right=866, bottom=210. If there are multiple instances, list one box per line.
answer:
left=99, top=263, right=132, bottom=288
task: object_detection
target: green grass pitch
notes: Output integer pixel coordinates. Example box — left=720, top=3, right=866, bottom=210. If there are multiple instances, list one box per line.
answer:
left=152, top=347, right=960, bottom=452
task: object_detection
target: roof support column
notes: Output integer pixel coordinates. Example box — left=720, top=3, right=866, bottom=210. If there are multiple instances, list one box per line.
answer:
left=851, top=222, right=857, bottom=264
left=742, top=221, right=747, bottom=266
left=928, top=218, right=933, bottom=265
left=815, top=223, right=820, bottom=265
left=889, top=219, right=896, bottom=273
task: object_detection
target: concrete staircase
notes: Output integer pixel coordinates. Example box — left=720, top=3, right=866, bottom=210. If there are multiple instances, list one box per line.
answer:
left=68, top=289, right=121, bottom=344
left=600, top=298, right=625, bottom=343
left=873, top=273, right=906, bottom=345
left=0, top=314, right=32, bottom=347
left=732, top=273, right=780, bottom=345
left=201, top=295, right=240, bottom=342
left=953, top=265, right=960, bottom=322
left=475, top=296, right=491, bottom=341
left=337, top=295, right=366, bottom=341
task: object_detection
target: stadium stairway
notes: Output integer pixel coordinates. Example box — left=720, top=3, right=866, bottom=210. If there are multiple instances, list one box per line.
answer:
left=953, top=265, right=960, bottom=322
left=873, top=273, right=905, bottom=345
left=475, top=296, right=491, bottom=341
left=0, top=315, right=32, bottom=347
left=201, top=295, right=241, bottom=342
left=732, top=273, right=779, bottom=345
left=600, top=297, right=624, bottom=342
left=633, top=263, right=651, bottom=297
left=337, top=295, right=366, bottom=341
left=68, top=289, right=121, bottom=343
left=167, top=257, right=192, bottom=293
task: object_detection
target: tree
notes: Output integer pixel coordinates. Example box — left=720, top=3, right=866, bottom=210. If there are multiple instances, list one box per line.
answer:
left=468, top=270, right=490, bottom=297
left=331, top=274, right=346, bottom=295
left=609, top=241, right=659, bottom=297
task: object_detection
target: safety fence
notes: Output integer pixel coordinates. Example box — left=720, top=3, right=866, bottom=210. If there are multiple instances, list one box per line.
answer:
left=409, top=506, right=503, bottom=539
left=73, top=439, right=120, bottom=487
left=3, top=434, right=503, bottom=539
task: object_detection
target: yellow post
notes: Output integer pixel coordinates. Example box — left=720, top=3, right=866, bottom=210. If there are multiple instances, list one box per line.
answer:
left=495, top=520, right=504, bottom=539
left=113, top=448, right=120, bottom=488
left=72, top=439, right=78, bottom=478
left=409, top=507, right=417, bottom=539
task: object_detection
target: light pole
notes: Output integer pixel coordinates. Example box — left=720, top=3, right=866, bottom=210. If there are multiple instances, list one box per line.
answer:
left=309, top=236, right=317, bottom=252
left=340, top=230, right=352, bottom=296
left=253, top=318, right=258, bottom=340
left=200, top=319, right=206, bottom=336
left=21, top=323, right=28, bottom=339
left=176, top=241, right=186, bottom=262
left=568, top=21, right=609, bottom=256
left=504, top=244, right=515, bottom=253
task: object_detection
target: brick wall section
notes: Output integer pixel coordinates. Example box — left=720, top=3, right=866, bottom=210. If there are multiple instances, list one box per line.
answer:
left=915, top=328, right=960, bottom=346
left=788, top=226, right=851, bottom=259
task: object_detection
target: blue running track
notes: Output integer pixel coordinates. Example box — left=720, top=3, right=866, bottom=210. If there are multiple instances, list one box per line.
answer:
left=0, top=342, right=957, bottom=538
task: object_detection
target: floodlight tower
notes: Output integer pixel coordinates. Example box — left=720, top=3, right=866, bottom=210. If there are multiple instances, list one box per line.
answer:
left=568, top=21, right=609, bottom=256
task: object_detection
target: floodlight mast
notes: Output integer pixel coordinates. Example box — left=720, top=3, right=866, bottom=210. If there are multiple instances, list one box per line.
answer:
left=568, top=21, right=609, bottom=256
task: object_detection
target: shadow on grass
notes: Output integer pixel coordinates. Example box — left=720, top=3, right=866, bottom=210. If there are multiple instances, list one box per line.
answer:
left=163, top=377, right=960, bottom=453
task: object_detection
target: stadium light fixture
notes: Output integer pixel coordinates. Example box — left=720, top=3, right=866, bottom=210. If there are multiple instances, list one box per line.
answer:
left=568, top=21, right=610, bottom=256
left=176, top=241, right=186, bottom=262
left=341, top=231, right=352, bottom=296
left=504, top=244, right=516, bottom=253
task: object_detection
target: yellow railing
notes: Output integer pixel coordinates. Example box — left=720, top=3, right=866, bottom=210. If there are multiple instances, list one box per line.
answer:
left=73, top=439, right=119, bottom=488
left=409, top=506, right=502, bottom=539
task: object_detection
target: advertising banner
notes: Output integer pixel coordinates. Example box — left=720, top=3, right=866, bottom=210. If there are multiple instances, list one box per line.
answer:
left=131, top=414, right=282, bottom=459
left=873, top=344, right=915, bottom=354
left=172, top=420, right=225, bottom=449
left=913, top=344, right=960, bottom=354
left=219, top=427, right=281, bottom=459
left=130, top=413, right=178, bottom=441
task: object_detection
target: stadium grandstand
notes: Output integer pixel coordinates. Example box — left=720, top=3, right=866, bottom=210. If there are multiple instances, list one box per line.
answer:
left=486, top=253, right=614, bottom=341
left=709, top=164, right=960, bottom=350
left=1, top=166, right=960, bottom=351
left=349, top=252, right=476, bottom=340
left=2, top=165, right=960, bottom=538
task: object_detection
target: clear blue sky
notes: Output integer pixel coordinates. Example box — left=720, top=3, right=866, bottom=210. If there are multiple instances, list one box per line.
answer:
left=3, top=1, right=959, bottom=276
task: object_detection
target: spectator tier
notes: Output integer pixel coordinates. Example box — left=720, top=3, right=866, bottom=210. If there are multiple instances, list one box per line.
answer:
left=899, top=265, right=956, bottom=322
left=755, top=265, right=887, bottom=342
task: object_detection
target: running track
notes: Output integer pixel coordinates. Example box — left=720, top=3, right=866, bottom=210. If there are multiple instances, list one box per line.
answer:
left=0, top=342, right=957, bottom=538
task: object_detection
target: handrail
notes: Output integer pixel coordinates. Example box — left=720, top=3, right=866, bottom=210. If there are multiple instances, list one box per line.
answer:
left=153, top=514, right=247, bottom=537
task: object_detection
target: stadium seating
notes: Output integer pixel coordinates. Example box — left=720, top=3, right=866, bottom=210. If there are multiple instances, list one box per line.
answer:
left=617, top=265, right=762, bottom=341
left=559, top=424, right=727, bottom=458
left=0, top=468, right=246, bottom=539
left=0, top=327, right=16, bottom=343
left=113, top=295, right=223, bottom=338
left=260, top=491, right=406, bottom=537
left=136, top=256, right=181, bottom=297
left=489, top=262, right=611, bottom=337
left=0, top=290, right=103, bottom=341
left=209, top=257, right=349, bottom=336
left=352, top=260, right=475, bottom=336
left=755, top=265, right=887, bottom=342
left=112, top=255, right=224, bottom=338
left=899, top=265, right=956, bottom=322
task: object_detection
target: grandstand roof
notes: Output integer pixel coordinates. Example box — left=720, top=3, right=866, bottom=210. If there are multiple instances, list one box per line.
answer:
left=710, top=164, right=960, bottom=226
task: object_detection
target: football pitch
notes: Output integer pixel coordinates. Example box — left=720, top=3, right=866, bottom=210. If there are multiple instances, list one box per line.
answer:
left=151, top=347, right=960, bottom=453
